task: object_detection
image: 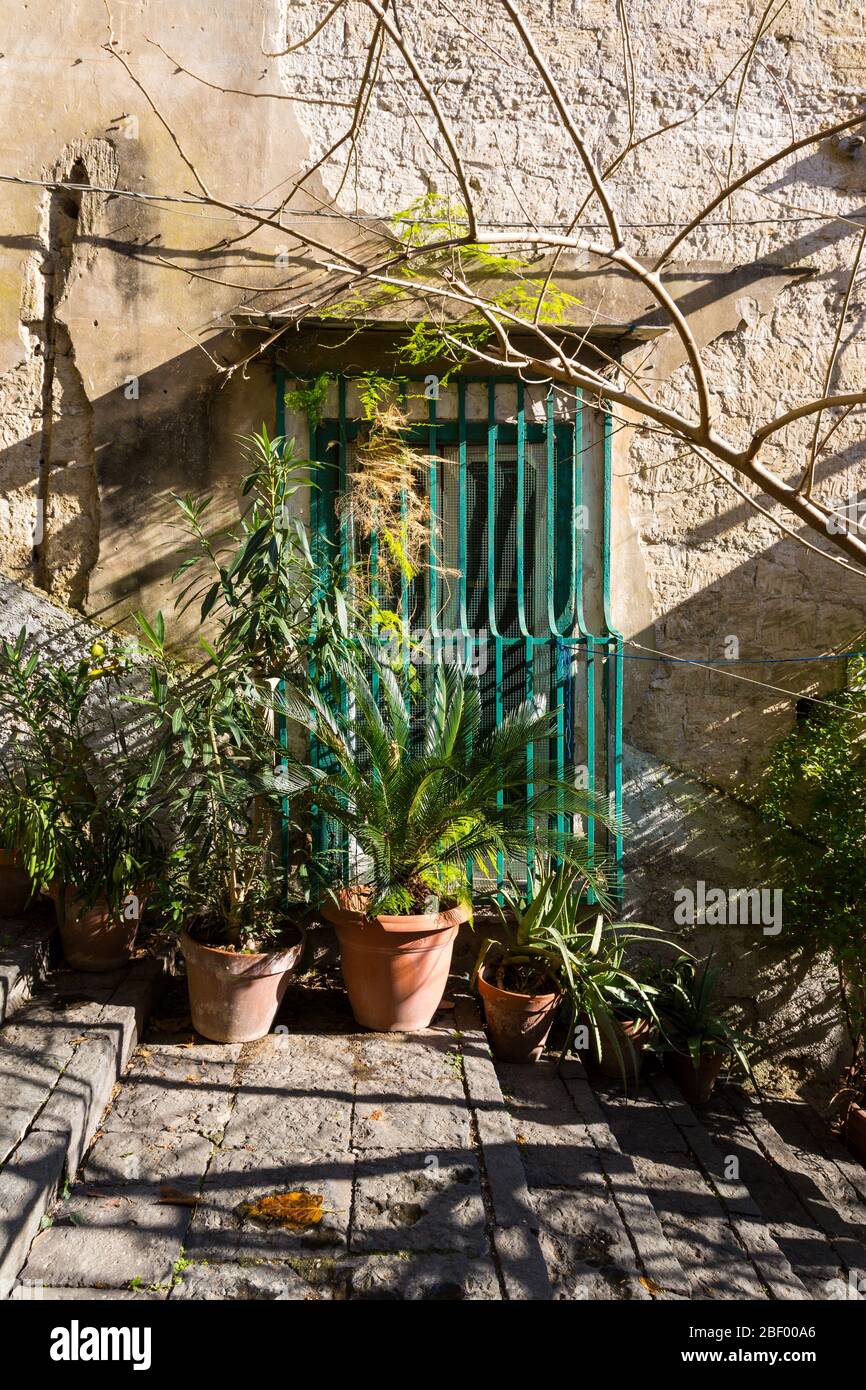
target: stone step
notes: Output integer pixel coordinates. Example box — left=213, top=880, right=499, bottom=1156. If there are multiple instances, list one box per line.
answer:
left=0, top=957, right=161, bottom=1292
left=586, top=1066, right=866, bottom=1302
left=492, top=1054, right=691, bottom=1299
left=648, top=1075, right=809, bottom=1300
left=700, top=1084, right=866, bottom=1297
left=0, top=911, right=56, bottom=1029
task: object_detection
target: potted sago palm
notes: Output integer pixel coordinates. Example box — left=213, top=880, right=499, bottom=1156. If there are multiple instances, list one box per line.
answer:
left=292, top=659, right=608, bottom=1031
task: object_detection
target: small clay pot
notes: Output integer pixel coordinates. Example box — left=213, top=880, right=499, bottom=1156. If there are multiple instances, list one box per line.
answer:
left=181, top=928, right=305, bottom=1043
left=0, top=849, right=35, bottom=918
left=845, top=1101, right=866, bottom=1166
left=665, top=1048, right=726, bottom=1106
left=477, top=965, right=560, bottom=1063
left=596, top=1016, right=653, bottom=1083
left=56, top=887, right=142, bottom=971
left=321, top=898, right=467, bottom=1031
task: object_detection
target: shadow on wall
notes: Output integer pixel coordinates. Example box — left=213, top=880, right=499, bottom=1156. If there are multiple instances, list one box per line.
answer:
left=0, top=329, right=277, bottom=648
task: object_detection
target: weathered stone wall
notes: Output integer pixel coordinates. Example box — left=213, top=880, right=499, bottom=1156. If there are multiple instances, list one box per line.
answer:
left=1, top=1, right=865, bottom=1089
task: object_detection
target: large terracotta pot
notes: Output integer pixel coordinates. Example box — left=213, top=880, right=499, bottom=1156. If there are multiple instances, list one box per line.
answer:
left=55, top=886, right=143, bottom=971
left=477, top=965, right=560, bottom=1063
left=845, top=1101, right=866, bottom=1167
left=180, top=928, right=305, bottom=1043
left=0, top=849, right=34, bottom=918
left=665, top=1048, right=726, bottom=1106
left=321, top=899, right=468, bottom=1031
left=596, top=1016, right=653, bottom=1083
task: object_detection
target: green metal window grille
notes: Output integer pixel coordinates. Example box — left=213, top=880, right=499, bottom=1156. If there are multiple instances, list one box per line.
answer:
left=275, top=369, right=623, bottom=903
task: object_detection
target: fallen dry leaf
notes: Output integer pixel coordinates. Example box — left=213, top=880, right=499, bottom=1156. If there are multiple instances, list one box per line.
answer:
left=157, top=1186, right=199, bottom=1207
left=238, top=1190, right=324, bottom=1230
left=639, top=1275, right=663, bottom=1295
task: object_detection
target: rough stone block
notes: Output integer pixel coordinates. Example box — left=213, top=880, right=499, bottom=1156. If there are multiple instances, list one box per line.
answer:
left=656, top=1210, right=765, bottom=1299
left=34, top=1031, right=120, bottom=1174
left=353, top=1032, right=469, bottom=1150
left=84, top=1126, right=214, bottom=1188
left=186, top=1146, right=353, bottom=1260
left=531, top=1188, right=647, bottom=1301
left=350, top=1253, right=501, bottom=1300
left=352, top=1148, right=487, bottom=1256
left=172, top=1260, right=334, bottom=1300
left=0, top=1130, right=66, bottom=1285
left=487, top=1221, right=552, bottom=1301
left=102, top=1045, right=237, bottom=1139
left=221, top=1074, right=353, bottom=1154
left=22, top=1185, right=191, bottom=1290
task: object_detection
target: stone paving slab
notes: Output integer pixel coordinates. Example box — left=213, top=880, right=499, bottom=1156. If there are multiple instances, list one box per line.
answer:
left=237, top=1031, right=355, bottom=1082
left=497, top=1060, right=606, bottom=1190
left=0, top=1130, right=67, bottom=1286
left=352, top=1030, right=470, bottom=1150
left=172, top=1260, right=334, bottom=1300
left=222, top=1072, right=353, bottom=1153
left=650, top=1076, right=809, bottom=1300
left=186, top=1146, right=354, bottom=1260
left=656, top=1211, right=767, bottom=1299
left=560, top=1063, right=693, bottom=1297
left=532, top=1187, right=651, bottom=1301
left=84, top=1126, right=214, bottom=1187
left=349, top=1252, right=501, bottom=1300
left=352, top=1147, right=487, bottom=1255
left=12, top=1286, right=169, bottom=1301
left=23, top=1185, right=191, bottom=1290
left=102, top=1043, right=239, bottom=1138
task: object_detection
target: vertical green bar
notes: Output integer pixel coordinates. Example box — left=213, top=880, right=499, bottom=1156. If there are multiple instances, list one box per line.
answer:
left=457, top=379, right=472, bottom=888
left=457, top=376, right=470, bottom=665
left=399, top=384, right=410, bottom=684
left=428, top=391, right=439, bottom=661
left=275, top=368, right=290, bottom=905
left=517, top=380, right=534, bottom=886
left=546, top=392, right=565, bottom=848
left=602, top=407, right=624, bottom=903
left=572, top=391, right=596, bottom=893
left=337, top=378, right=349, bottom=882
left=487, top=380, right=504, bottom=894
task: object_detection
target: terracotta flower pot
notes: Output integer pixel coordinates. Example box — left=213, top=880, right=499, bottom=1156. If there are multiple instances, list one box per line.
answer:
left=56, top=886, right=143, bottom=971
left=665, top=1048, right=726, bottom=1106
left=845, top=1100, right=866, bottom=1166
left=596, top=1016, right=653, bottom=1082
left=181, top=928, right=305, bottom=1043
left=0, top=848, right=35, bottom=918
left=321, top=899, right=468, bottom=1031
left=477, top=965, right=560, bottom=1063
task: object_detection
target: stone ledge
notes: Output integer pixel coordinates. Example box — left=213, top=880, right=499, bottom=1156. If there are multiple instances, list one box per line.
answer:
left=0, top=916, right=56, bottom=1029
left=0, top=958, right=161, bottom=1291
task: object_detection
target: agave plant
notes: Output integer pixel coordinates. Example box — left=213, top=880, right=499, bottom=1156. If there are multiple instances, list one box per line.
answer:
left=654, top=951, right=756, bottom=1082
left=287, top=660, right=614, bottom=916
left=472, top=864, right=673, bottom=1073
